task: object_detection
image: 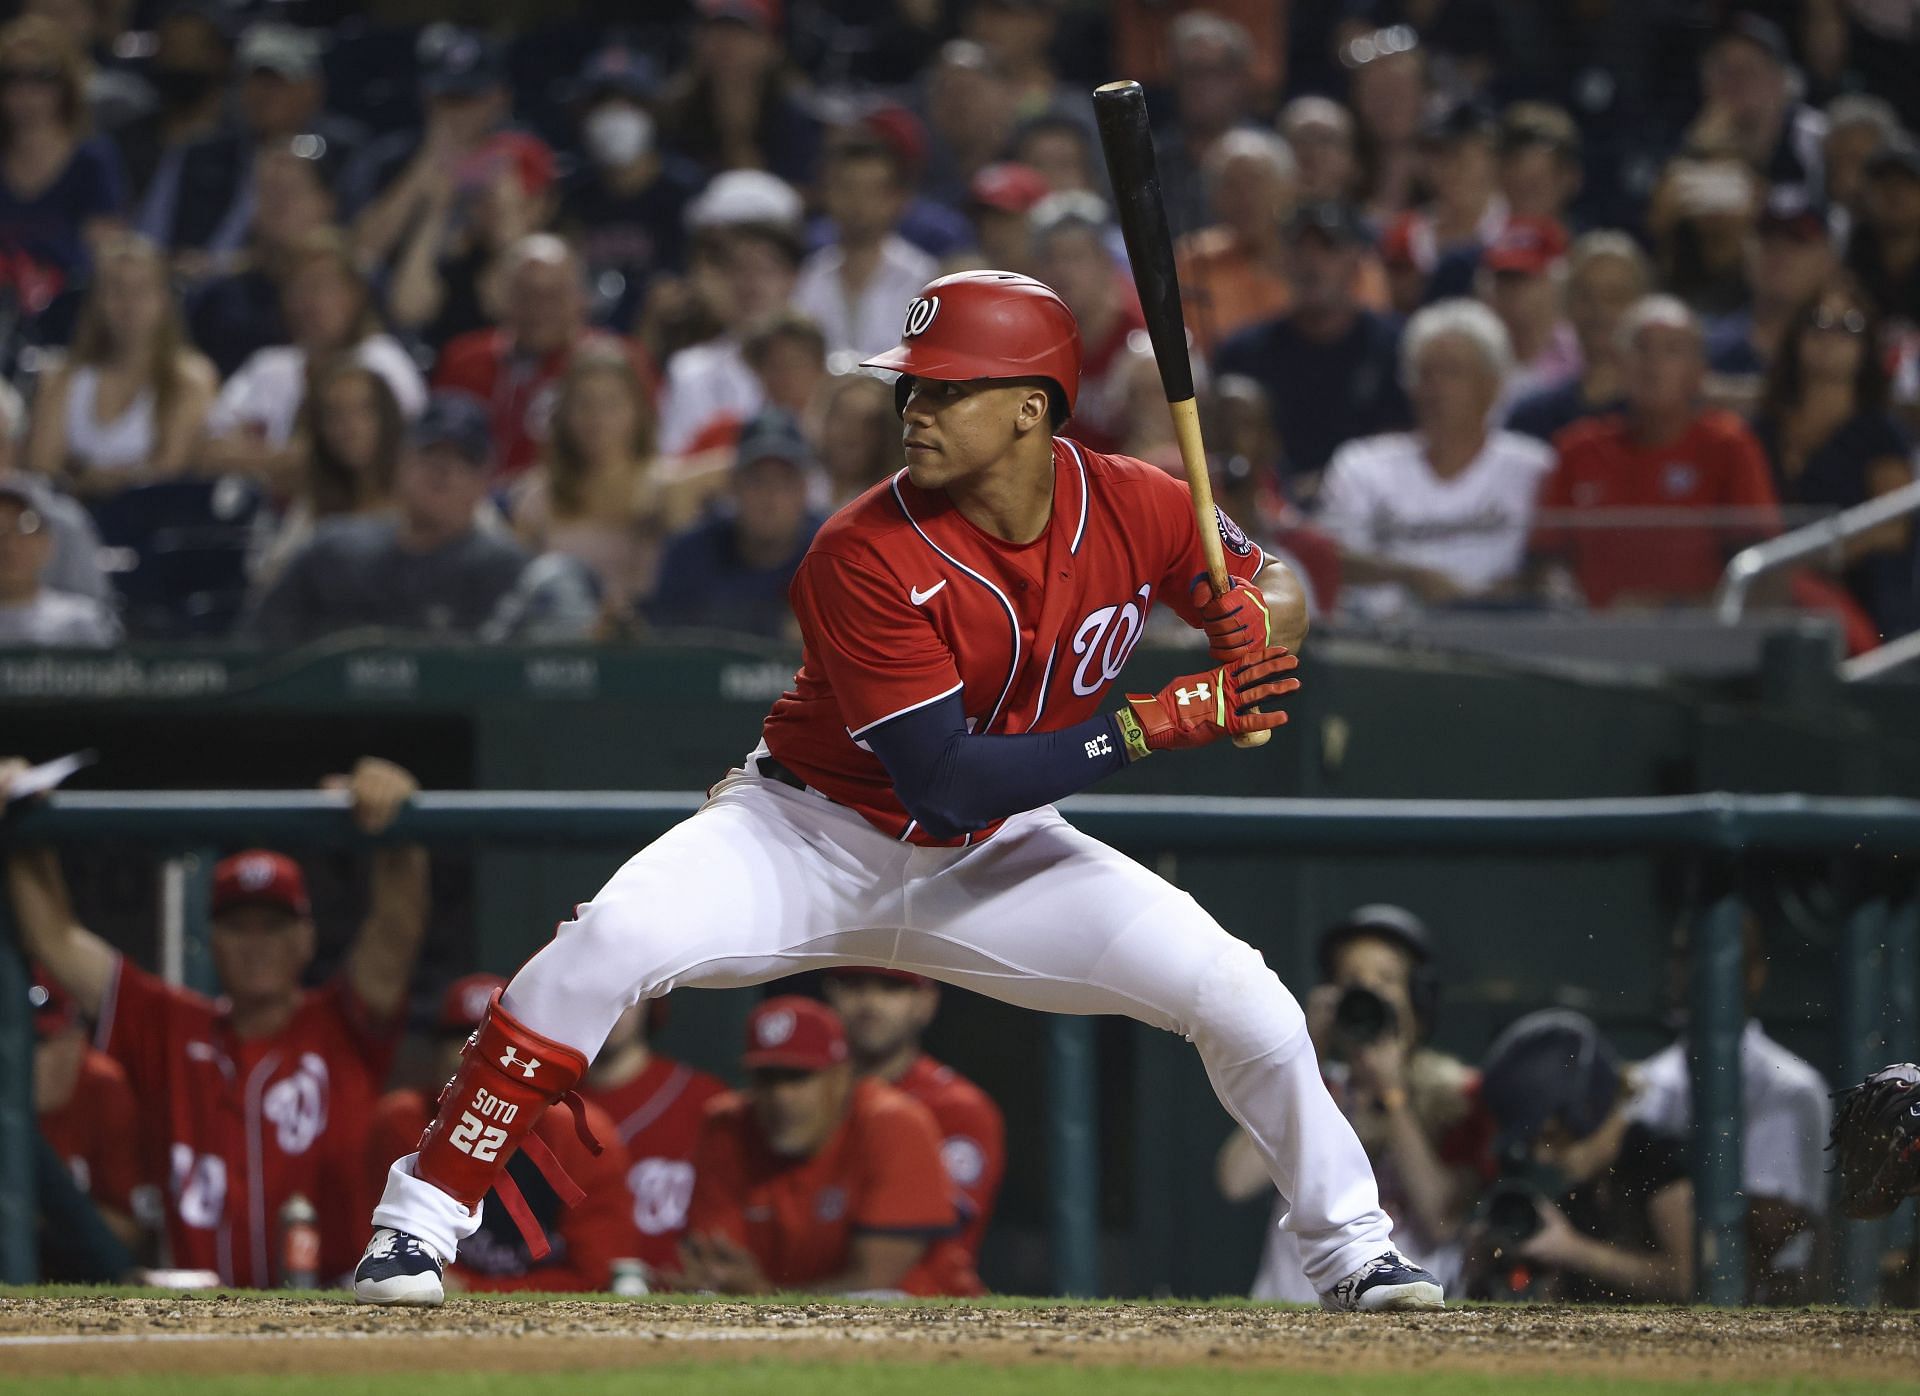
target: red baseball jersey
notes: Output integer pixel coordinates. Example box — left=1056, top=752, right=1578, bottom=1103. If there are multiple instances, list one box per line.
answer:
left=578, top=1055, right=730, bottom=1275
left=763, top=439, right=1265, bottom=845
left=38, top=1047, right=146, bottom=1218
left=365, top=1089, right=637, bottom=1292
left=433, top=329, right=654, bottom=478
left=893, top=1054, right=1005, bottom=1262
left=686, top=1078, right=980, bottom=1296
left=94, top=955, right=399, bottom=1287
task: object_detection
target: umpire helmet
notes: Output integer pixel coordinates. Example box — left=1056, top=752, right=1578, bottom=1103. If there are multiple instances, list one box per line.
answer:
left=861, top=270, right=1082, bottom=425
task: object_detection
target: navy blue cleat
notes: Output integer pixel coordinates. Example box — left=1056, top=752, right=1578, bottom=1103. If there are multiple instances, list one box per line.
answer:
left=353, top=1228, right=446, bottom=1307
left=1321, top=1249, right=1446, bottom=1311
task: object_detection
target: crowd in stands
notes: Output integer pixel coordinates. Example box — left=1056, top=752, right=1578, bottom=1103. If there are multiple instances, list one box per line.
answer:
left=0, top=2, right=1913, bottom=652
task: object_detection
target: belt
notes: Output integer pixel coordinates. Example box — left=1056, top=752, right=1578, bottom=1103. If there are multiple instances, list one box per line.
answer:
left=756, top=754, right=808, bottom=791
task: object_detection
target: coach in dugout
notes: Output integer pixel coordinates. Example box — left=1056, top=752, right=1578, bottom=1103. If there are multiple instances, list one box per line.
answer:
left=366, top=974, right=636, bottom=1292
left=2, top=756, right=427, bottom=1288
left=680, top=996, right=979, bottom=1297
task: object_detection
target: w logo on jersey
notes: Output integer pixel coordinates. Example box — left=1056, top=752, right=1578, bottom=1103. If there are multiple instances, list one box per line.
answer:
left=1071, top=584, right=1152, bottom=697
left=262, top=1053, right=331, bottom=1155
left=903, top=296, right=940, bottom=338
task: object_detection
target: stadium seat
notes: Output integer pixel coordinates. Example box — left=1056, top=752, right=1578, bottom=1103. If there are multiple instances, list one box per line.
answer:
left=88, top=478, right=262, bottom=640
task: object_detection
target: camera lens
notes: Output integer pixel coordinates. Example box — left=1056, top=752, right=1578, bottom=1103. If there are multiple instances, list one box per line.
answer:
left=1333, top=985, right=1396, bottom=1047
left=1483, top=1181, right=1545, bottom=1249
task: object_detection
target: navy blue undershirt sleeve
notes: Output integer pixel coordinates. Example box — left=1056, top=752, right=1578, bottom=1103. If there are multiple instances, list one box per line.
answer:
left=862, top=692, right=1128, bottom=839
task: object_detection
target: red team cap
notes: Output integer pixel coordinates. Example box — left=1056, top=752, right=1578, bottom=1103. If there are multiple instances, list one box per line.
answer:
left=860, top=269, right=1083, bottom=419
left=210, top=850, right=311, bottom=918
left=824, top=967, right=933, bottom=988
left=438, top=972, right=508, bottom=1032
left=743, top=996, right=850, bottom=1072
left=969, top=162, right=1052, bottom=215
left=1483, top=216, right=1570, bottom=277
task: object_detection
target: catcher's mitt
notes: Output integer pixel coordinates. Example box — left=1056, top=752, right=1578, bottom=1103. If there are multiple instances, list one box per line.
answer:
left=1830, top=1063, right=1920, bottom=1220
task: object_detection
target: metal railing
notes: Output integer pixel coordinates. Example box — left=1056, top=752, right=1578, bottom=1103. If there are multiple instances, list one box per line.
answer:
left=4, top=789, right=1918, bottom=1303
left=1714, top=474, right=1920, bottom=628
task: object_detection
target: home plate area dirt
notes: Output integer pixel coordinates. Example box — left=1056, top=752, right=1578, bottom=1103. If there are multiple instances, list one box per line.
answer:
left=2, top=1295, right=1918, bottom=1383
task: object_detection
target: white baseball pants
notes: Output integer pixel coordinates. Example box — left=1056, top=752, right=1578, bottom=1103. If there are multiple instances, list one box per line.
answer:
left=374, top=758, right=1397, bottom=1289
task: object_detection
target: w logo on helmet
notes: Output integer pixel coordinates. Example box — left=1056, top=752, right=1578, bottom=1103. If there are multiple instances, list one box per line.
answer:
left=903, top=296, right=941, bottom=338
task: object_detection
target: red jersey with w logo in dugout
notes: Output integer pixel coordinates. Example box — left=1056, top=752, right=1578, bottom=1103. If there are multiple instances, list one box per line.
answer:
left=762, top=438, right=1264, bottom=846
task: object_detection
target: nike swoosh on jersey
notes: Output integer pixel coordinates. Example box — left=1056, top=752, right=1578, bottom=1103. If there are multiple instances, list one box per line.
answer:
left=910, top=579, right=948, bottom=605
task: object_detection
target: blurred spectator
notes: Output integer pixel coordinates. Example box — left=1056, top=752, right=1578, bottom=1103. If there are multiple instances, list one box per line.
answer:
left=0, top=472, right=117, bottom=646
left=658, top=0, right=819, bottom=186
left=119, top=3, right=229, bottom=239
left=854, top=105, right=975, bottom=263
left=1705, top=186, right=1838, bottom=407
left=1155, top=12, right=1265, bottom=240
left=1009, top=112, right=1101, bottom=198
left=33, top=967, right=151, bottom=1263
left=250, top=359, right=405, bottom=587
left=1471, top=1009, right=1693, bottom=1303
left=1280, top=97, right=1362, bottom=207
left=1030, top=192, right=1144, bottom=454
left=1477, top=217, right=1577, bottom=405
left=815, top=371, right=900, bottom=507
left=744, top=309, right=828, bottom=422
left=792, top=134, right=936, bottom=361
left=512, top=346, right=724, bottom=623
left=1117, top=340, right=1187, bottom=471
left=1845, top=138, right=1920, bottom=329
left=365, top=973, right=636, bottom=1293
left=1820, top=94, right=1901, bottom=220
left=204, top=228, right=426, bottom=490
left=1648, top=153, right=1760, bottom=318
left=657, top=195, right=804, bottom=454
left=1214, top=202, right=1410, bottom=489
left=823, top=969, right=1005, bottom=1270
left=1688, top=15, right=1825, bottom=197
left=579, top=997, right=727, bottom=1287
left=1343, top=29, right=1429, bottom=222
left=962, top=0, right=1087, bottom=133
left=1498, top=103, right=1583, bottom=226
left=963, top=161, right=1049, bottom=273
left=1632, top=919, right=1829, bottom=1302
left=142, top=23, right=363, bottom=260
left=344, top=27, right=511, bottom=275
left=648, top=410, right=824, bottom=639
left=1381, top=98, right=1506, bottom=314
left=1318, top=300, right=1551, bottom=617
left=1751, top=278, right=1917, bottom=636
left=3, top=759, right=428, bottom=1289
left=1111, top=0, right=1284, bottom=94
left=24, top=233, right=215, bottom=498
left=682, top=995, right=978, bottom=1296
left=1532, top=295, right=1782, bottom=610
left=1507, top=232, right=1651, bottom=444
left=1219, top=906, right=1490, bottom=1302
left=1336, top=0, right=1520, bottom=95
left=434, top=234, right=645, bottom=479
left=388, top=130, right=558, bottom=351
left=27, top=0, right=147, bottom=133
left=556, top=46, right=705, bottom=335
left=245, top=392, right=586, bottom=646
left=0, top=15, right=125, bottom=294
left=184, top=143, right=338, bottom=377
left=919, top=41, right=1018, bottom=210
left=1177, top=129, right=1300, bottom=358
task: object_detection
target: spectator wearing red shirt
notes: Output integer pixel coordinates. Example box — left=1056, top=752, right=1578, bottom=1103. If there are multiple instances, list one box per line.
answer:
left=33, top=967, right=149, bottom=1257
left=433, top=234, right=650, bottom=479
left=1532, top=295, right=1782, bottom=609
left=3, top=757, right=429, bottom=1288
left=821, top=969, right=1005, bottom=1266
left=681, top=997, right=978, bottom=1297
left=1030, top=192, right=1145, bottom=455
left=365, top=974, right=636, bottom=1292
left=577, top=996, right=727, bottom=1284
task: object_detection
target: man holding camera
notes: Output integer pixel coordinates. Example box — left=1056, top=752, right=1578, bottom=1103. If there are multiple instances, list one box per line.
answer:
left=1218, top=906, right=1491, bottom=1301
left=1470, top=1009, right=1694, bottom=1303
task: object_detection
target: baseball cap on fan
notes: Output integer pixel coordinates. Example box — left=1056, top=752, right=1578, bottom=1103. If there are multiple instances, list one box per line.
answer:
left=1482, top=216, right=1569, bottom=277
left=437, top=972, right=506, bottom=1033
left=211, top=850, right=311, bottom=918
left=419, top=26, right=505, bottom=99
left=743, top=996, right=849, bottom=1072
left=970, top=162, right=1051, bottom=216
left=239, top=23, right=322, bottom=81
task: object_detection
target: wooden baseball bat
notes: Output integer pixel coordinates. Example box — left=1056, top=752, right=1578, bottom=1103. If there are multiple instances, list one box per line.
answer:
left=1092, top=78, right=1268, bottom=749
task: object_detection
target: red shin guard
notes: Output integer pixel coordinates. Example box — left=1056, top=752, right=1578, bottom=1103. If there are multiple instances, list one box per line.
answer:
left=414, top=992, right=601, bottom=1259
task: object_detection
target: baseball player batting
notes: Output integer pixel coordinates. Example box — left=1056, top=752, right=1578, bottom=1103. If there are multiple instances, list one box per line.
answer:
left=355, top=270, right=1444, bottom=1312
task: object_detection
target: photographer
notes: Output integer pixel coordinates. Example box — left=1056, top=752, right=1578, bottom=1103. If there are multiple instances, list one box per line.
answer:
left=1471, top=1010, right=1694, bottom=1303
left=1217, top=905, right=1489, bottom=1301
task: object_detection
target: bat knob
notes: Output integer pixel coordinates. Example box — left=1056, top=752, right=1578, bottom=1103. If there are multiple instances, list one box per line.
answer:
left=1233, top=731, right=1272, bottom=751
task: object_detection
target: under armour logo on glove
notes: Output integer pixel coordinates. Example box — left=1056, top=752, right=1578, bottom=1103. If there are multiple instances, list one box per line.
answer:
left=499, top=1047, right=541, bottom=1078
left=1174, top=682, right=1212, bottom=707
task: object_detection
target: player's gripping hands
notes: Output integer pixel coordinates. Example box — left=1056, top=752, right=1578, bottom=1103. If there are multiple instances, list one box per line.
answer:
left=1115, top=647, right=1300, bottom=758
left=1194, top=576, right=1273, bottom=661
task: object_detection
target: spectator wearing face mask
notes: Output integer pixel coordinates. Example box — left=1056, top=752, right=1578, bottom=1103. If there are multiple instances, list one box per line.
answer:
left=556, top=47, right=704, bottom=336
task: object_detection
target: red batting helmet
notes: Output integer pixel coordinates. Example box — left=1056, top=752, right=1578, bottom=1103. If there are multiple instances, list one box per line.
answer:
left=860, top=270, right=1082, bottom=423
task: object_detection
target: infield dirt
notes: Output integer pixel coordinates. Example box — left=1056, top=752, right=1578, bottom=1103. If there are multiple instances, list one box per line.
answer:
left=1, top=1295, right=1919, bottom=1386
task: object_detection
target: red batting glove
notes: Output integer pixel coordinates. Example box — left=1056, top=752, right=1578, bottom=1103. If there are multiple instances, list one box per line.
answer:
left=1194, top=576, right=1273, bottom=661
left=1115, top=647, right=1299, bottom=757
